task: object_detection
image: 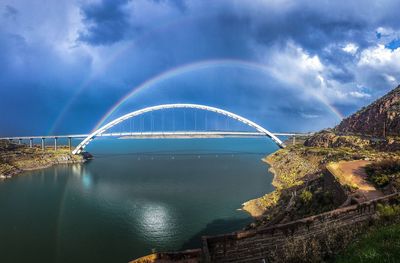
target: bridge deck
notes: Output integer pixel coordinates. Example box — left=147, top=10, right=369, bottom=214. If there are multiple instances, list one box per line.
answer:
left=0, top=131, right=313, bottom=140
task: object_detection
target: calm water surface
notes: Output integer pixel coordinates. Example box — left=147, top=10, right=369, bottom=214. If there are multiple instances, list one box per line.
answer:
left=0, top=138, right=277, bottom=263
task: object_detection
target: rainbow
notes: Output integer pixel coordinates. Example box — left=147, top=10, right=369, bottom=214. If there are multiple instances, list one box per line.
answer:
left=91, top=59, right=344, bottom=132
left=49, top=9, right=344, bottom=134
left=49, top=13, right=212, bottom=135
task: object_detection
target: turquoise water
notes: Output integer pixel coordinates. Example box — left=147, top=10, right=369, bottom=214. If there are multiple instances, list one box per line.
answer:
left=0, top=138, right=277, bottom=263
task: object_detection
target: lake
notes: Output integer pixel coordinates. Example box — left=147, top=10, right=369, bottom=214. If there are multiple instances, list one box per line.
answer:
left=0, top=138, right=278, bottom=263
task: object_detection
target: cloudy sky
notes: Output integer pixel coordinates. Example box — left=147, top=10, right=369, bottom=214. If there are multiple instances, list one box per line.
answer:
left=1, top=0, right=400, bottom=136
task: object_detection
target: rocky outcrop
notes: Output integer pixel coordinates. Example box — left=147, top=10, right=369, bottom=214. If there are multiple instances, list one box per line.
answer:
left=305, top=85, right=400, bottom=150
left=304, top=130, right=371, bottom=149
left=304, top=130, right=400, bottom=152
left=335, top=85, right=400, bottom=137
left=0, top=140, right=85, bottom=179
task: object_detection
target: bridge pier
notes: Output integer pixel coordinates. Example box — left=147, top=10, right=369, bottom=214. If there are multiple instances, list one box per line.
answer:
left=68, top=137, right=72, bottom=152
left=54, top=137, right=58, bottom=151
left=41, top=138, right=45, bottom=151
left=29, top=138, right=33, bottom=148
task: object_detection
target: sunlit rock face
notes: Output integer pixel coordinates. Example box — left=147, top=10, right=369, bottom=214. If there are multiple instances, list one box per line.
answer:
left=304, top=130, right=371, bottom=149
left=335, top=85, right=400, bottom=137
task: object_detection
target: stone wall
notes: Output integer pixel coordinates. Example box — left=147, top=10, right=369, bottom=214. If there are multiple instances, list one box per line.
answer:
left=202, top=193, right=400, bottom=262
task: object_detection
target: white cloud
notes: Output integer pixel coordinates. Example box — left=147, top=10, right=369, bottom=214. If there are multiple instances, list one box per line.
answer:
left=260, top=42, right=324, bottom=88
left=358, top=44, right=400, bottom=67
left=355, top=44, right=400, bottom=89
left=375, top=26, right=400, bottom=44
left=376, top=26, right=394, bottom=37
left=257, top=42, right=353, bottom=102
left=253, top=41, right=382, bottom=109
left=342, top=43, right=359, bottom=55
left=349, top=91, right=371, bottom=98
left=383, top=74, right=397, bottom=83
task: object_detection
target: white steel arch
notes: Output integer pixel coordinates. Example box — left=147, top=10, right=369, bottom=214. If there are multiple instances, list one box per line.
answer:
left=72, top=103, right=285, bottom=154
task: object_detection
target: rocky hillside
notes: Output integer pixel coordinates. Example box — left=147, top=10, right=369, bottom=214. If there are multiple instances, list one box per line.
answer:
left=335, top=85, right=400, bottom=137
left=304, top=130, right=400, bottom=151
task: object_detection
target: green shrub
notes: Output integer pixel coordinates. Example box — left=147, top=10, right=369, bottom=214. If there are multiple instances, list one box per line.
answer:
left=300, top=190, right=313, bottom=204
left=365, top=159, right=400, bottom=188
left=376, top=203, right=400, bottom=221
left=369, top=174, right=390, bottom=187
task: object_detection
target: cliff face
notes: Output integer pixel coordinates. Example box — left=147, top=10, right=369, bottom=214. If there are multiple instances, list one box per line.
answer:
left=335, top=85, right=400, bottom=137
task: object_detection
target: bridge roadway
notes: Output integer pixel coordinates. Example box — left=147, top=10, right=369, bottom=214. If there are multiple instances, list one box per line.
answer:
left=0, top=131, right=312, bottom=140
left=0, top=131, right=313, bottom=151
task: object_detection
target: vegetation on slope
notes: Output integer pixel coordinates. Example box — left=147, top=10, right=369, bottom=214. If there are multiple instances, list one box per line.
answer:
left=244, top=145, right=357, bottom=223
left=335, top=210, right=400, bottom=263
left=243, top=142, right=400, bottom=226
left=365, top=159, right=400, bottom=188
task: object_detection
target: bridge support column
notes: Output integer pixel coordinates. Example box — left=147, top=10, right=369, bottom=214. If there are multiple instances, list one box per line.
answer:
left=41, top=138, right=45, bottom=151
left=68, top=137, right=72, bottom=152
left=54, top=137, right=58, bottom=151
left=29, top=138, right=33, bottom=148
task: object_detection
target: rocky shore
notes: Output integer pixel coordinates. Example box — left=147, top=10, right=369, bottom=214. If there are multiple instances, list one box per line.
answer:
left=0, top=140, right=86, bottom=179
left=242, top=143, right=398, bottom=219
left=241, top=145, right=330, bottom=218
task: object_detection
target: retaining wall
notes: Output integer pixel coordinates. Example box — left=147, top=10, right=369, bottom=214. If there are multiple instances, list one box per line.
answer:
left=202, top=193, right=400, bottom=262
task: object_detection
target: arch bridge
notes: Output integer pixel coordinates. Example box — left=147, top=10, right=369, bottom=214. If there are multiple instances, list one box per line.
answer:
left=1, top=104, right=316, bottom=154
left=72, top=104, right=285, bottom=154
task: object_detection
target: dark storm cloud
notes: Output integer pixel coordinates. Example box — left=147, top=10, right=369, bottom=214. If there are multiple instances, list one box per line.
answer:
left=252, top=9, right=367, bottom=51
left=3, top=5, right=18, bottom=19
left=254, top=1, right=398, bottom=53
left=78, top=0, right=134, bottom=45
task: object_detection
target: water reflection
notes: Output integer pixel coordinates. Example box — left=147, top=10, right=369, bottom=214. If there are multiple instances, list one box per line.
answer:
left=71, top=164, right=93, bottom=189
left=138, top=202, right=174, bottom=240
left=82, top=173, right=92, bottom=189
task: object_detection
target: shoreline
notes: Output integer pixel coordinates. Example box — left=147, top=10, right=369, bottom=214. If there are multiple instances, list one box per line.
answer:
left=241, top=155, right=278, bottom=217
left=0, top=157, right=86, bottom=180
left=0, top=141, right=86, bottom=180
